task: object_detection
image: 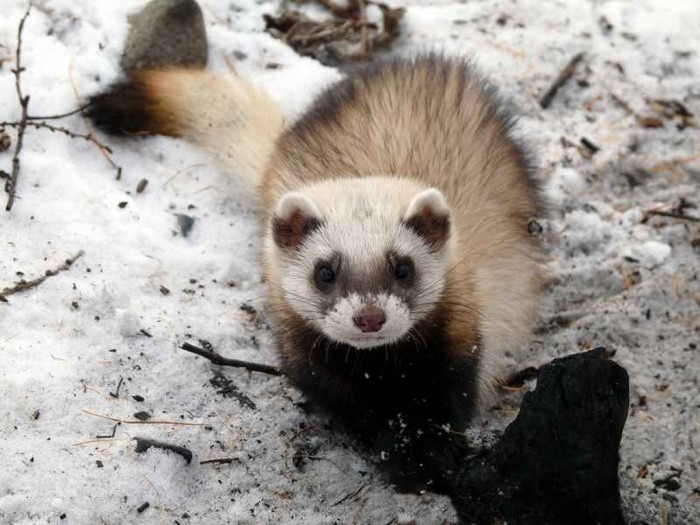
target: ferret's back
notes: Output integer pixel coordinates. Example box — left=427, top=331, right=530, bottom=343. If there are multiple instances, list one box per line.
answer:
left=265, top=56, right=540, bottom=222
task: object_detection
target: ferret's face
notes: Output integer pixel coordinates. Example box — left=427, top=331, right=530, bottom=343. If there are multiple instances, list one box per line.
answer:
left=268, top=180, right=453, bottom=349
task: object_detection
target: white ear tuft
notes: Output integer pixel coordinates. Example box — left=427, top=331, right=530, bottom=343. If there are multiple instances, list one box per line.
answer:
left=404, top=188, right=450, bottom=220
left=403, top=188, right=451, bottom=250
left=275, top=192, right=322, bottom=222
left=272, top=192, right=323, bottom=250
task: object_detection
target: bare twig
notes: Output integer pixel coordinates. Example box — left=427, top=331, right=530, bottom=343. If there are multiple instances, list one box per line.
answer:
left=644, top=210, right=699, bottom=223
left=72, top=436, right=128, bottom=447
left=96, top=424, right=118, bottom=439
left=5, top=4, right=32, bottom=211
left=331, top=483, right=366, bottom=507
left=109, top=377, right=124, bottom=399
left=539, top=52, right=585, bottom=109
left=27, top=103, right=91, bottom=121
left=0, top=121, right=113, bottom=153
left=3, top=5, right=114, bottom=209
left=82, top=409, right=209, bottom=427
left=0, top=250, right=84, bottom=302
left=68, top=58, right=122, bottom=179
left=181, top=342, right=282, bottom=376
left=200, top=457, right=238, bottom=465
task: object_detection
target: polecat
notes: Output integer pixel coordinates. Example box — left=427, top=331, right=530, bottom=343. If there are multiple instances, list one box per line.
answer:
left=87, top=56, right=545, bottom=492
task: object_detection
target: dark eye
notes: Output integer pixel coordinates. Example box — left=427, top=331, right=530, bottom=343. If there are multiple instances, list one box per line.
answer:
left=394, top=261, right=413, bottom=281
left=314, top=265, right=336, bottom=291
left=318, top=266, right=335, bottom=283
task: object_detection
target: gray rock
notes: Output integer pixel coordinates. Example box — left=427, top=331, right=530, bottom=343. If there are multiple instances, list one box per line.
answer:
left=120, top=0, right=208, bottom=74
left=175, top=213, right=195, bottom=237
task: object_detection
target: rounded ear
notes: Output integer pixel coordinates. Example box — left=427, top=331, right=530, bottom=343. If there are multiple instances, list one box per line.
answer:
left=272, top=192, right=323, bottom=250
left=403, top=188, right=451, bottom=250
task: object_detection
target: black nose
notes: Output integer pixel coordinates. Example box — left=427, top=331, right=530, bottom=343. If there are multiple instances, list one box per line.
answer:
left=353, top=306, right=386, bottom=333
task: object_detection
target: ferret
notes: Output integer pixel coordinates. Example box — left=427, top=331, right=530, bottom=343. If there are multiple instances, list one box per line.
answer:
left=87, top=55, right=545, bottom=492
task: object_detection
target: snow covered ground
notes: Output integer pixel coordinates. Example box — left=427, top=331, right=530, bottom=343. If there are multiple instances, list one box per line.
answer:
left=0, top=0, right=698, bottom=523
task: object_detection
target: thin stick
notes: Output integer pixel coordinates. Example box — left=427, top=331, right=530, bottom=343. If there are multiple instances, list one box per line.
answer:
left=82, top=409, right=209, bottom=427
left=67, top=58, right=122, bottom=178
left=181, top=342, right=282, bottom=376
left=72, top=437, right=129, bottom=447
left=0, top=250, right=84, bottom=302
left=96, top=424, right=118, bottom=439
left=645, top=210, right=699, bottom=223
left=0, top=120, right=113, bottom=154
left=27, top=103, right=91, bottom=121
left=109, top=377, right=124, bottom=399
left=331, top=483, right=366, bottom=507
left=200, top=457, right=238, bottom=465
left=539, top=52, right=584, bottom=109
left=5, top=4, right=32, bottom=211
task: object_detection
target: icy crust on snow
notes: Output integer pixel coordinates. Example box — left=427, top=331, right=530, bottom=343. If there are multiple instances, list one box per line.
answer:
left=1, top=0, right=699, bottom=523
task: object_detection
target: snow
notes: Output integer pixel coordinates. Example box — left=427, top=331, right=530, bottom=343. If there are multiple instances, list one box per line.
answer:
left=1, top=0, right=698, bottom=524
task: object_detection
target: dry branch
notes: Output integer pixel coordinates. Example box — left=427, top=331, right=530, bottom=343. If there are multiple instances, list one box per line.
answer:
left=0, top=120, right=113, bottom=153
left=331, top=483, right=366, bottom=507
left=0, top=250, right=84, bottom=302
left=5, top=4, right=32, bottom=211
left=644, top=210, right=699, bottom=223
left=2, top=4, right=119, bottom=210
left=82, top=409, right=209, bottom=427
left=200, top=457, right=238, bottom=465
left=68, top=59, right=122, bottom=179
left=540, top=52, right=585, bottom=109
left=642, top=199, right=700, bottom=223
left=27, top=104, right=91, bottom=121
left=181, top=342, right=282, bottom=376
left=264, top=0, right=404, bottom=66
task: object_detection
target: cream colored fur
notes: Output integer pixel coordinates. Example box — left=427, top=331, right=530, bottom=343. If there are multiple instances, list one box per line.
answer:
left=143, top=69, right=286, bottom=189
left=257, top=59, right=546, bottom=406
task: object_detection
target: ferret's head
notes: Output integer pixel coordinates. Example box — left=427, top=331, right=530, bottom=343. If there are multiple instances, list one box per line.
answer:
left=267, top=178, right=455, bottom=349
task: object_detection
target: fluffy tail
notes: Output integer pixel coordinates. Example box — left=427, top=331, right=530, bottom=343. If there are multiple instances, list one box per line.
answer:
left=86, top=69, right=286, bottom=188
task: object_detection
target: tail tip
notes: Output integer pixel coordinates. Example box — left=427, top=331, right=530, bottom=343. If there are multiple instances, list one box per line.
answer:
left=85, top=78, right=159, bottom=136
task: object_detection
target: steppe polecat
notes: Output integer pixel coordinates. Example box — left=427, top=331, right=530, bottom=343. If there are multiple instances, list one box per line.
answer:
left=88, top=55, right=545, bottom=491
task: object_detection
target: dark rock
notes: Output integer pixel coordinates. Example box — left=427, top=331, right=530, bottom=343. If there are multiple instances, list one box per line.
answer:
left=120, top=0, right=208, bottom=74
left=133, top=436, right=193, bottom=464
left=175, top=213, right=195, bottom=237
left=654, top=475, right=681, bottom=491
left=451, top=348, right=629, bottom=525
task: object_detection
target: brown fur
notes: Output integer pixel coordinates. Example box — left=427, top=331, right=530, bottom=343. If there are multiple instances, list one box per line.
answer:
left=261, top=57, right=544, bottom=403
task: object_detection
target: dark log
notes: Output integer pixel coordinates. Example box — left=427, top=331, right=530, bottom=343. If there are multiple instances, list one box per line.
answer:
left=450, top=348, right=629, bottom=524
